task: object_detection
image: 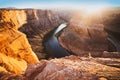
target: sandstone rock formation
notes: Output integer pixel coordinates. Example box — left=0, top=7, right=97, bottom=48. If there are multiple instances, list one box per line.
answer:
left=0, top=9, right=71, bottom=75
left=0, top=8, right=120, bottom=80
left=0, top=19, right=39, bottom=74
left=59, top=22, right=109, bottom=57
left=0, top=72, right=26, bottom=80
left=0, top=9, right=27, bottom=29
left=24, top=55, right=120, bottom=80
left=1, top=9, right=119, bottom=60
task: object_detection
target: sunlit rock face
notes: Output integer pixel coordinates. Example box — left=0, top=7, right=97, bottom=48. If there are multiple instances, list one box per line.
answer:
left=0, top=9, right=39, bottom=74
left=24, top=56, right=120, bottom=80
left=0, top=9, right=27, bottom=29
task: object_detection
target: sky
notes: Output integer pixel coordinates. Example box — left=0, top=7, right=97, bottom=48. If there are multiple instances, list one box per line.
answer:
left=0, top=0, right=120, bottom=9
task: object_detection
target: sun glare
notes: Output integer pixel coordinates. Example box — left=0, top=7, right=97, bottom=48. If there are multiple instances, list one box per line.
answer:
left=83, top=5, right=107, bottom=15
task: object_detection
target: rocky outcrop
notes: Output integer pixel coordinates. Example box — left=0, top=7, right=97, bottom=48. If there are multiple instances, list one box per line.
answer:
left=24, top=55, right=120, bottom=80
left=0, top=9, right=72, bottom=75
left=0, top=9, right=27, bottom=29
left=0, top=22, right=39, bottom=74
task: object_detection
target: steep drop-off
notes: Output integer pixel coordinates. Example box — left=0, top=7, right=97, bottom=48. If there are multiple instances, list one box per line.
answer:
left=0, top=9, right=72, bottom=74
left=19, top=9, right=72, bottom=59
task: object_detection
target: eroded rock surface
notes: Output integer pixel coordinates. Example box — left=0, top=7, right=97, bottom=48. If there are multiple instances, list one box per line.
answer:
left=0, top=9, right=27, bottom=29
left=24, top=56, right=120, bottom=80
left=59, top=22, right=109, bottom=57
left=0, top=72, right=26, bottom=80
left=0, top=10, right=38, bottom=74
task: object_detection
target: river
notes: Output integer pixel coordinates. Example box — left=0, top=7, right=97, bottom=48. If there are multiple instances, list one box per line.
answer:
left=44, top=23, right=70, bottom=58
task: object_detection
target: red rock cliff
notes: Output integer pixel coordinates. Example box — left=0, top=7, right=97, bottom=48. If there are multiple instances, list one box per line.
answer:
left=0, top=9, right=39, bottom=74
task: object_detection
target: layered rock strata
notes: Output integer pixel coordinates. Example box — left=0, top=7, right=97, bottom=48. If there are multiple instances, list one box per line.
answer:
left=0, top=9, right=39, bottom=74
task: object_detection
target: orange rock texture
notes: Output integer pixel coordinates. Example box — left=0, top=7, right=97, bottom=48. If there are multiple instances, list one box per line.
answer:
left=0, top=9, right=39, bottom=74
left=0, top=9, right=70, bottom=75
left=0, top=9, right=27, bottom=29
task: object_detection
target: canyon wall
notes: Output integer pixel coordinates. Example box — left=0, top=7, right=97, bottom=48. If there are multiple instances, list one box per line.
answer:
left=23, top=8, right=120, bottom=57
left=0, top=9, right=27, bottom=29
left=0, top=8, right=120, bottom=76
left=0, top=9, right=71, bottom=74
left=59, top=22, right=109, bottom=57
left=58, top=9, right=120, bottom=57
left=0, top=9, right=39, bottom=74
left=19, top=9, right=72, bottom=59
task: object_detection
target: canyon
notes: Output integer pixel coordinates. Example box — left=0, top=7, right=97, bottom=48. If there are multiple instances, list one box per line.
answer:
left=0, top=8, right=120, bottom=79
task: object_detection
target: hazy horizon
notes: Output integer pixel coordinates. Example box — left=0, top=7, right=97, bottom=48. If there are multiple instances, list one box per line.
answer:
left=0, top=0, right=120, bottom=9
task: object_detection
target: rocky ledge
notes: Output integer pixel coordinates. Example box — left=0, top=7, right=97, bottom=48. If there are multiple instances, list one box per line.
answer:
left=25, top=55, right=120, bottom=80
left=1, top=55, right=120, bottom=80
